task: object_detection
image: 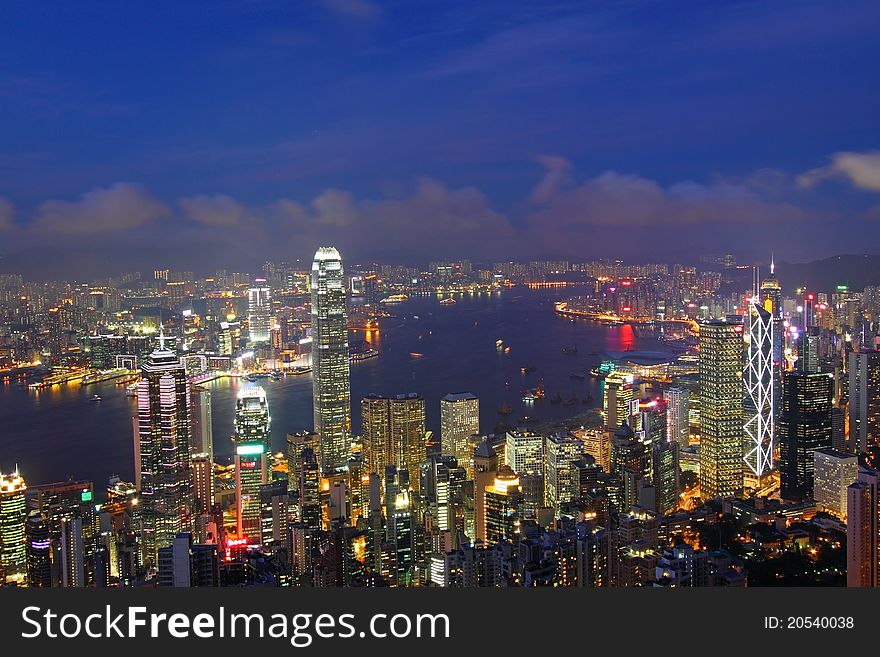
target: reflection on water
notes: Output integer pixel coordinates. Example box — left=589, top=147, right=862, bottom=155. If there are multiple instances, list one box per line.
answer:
left=0, top=288, right=661, bottom=492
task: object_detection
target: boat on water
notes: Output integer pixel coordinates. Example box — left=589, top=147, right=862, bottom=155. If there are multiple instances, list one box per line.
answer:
left=520, top=365, right=537, bottom=374
left=409, top=352, right=425, bottom=359
left=125, top=382, right=139, bottom=397
left=522, top=380, right=546, bottom=402
left=90, top=394, right=102, bottom=403
left=439, top=297, right=456, bottom=305
left=289, top=366, right=312, bottom=375
left=381, top=294, right=409, bottom=304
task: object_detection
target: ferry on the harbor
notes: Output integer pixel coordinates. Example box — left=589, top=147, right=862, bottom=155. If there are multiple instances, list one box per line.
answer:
left=82, top=367, right=130, bottom=386
left=381, top=294, right=409, bottom=304
left=439, top=297, right=456, bottom=305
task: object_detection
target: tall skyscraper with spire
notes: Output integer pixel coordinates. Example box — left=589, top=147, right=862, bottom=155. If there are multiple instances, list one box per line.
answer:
left=136, top=329, right=193, bottom=566
left=761, top=255, right=784, bottom=409
left=744, top=266, right=775, bottom=478
left=311, top=247, right=351, bottom=473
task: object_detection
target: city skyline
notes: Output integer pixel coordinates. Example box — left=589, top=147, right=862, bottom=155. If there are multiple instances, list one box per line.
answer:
left=2, top=0, right=880, bottom=592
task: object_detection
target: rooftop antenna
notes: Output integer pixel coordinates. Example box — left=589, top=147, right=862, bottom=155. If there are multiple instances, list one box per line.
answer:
left=770, top=252, right=775, bottom=276
left=158, top=319, right=167, bottom=351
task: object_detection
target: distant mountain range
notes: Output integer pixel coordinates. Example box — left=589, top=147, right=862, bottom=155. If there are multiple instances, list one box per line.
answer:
left=776, top=254, right=880, bottom=294
left=2, top=246, right=880, bottom=291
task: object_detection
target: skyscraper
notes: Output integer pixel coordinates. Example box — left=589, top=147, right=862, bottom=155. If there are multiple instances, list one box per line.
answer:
left=361, top=393, right=426, bottom=491
left=699, top=320, right=744, bottom=499
left=440, top=392, right=480, bottom=475
left=234, top=385, right=271, bottom=543
left=504, top=430, right=544, bottom=477
left=136, top=332, right=193, bottom=565
left=473, top=441, right=498, bottom=544
left=743, top=277, right=774, bottom=478
left=311, top=247, right=351, bottom=473
left=778, top=371, right=833, bottom=501
left=603, top=372, right=636, bottom=429
left=847, top=466, right=880, bottom=587
left=760, top=258, right=784, bottom=410
left=484, top=466, right=522, bottom=544
left=247, top=279, right=271, bottom=343
left=0, top=469, right=27, bottom=583
left=25, top=510, right=51, bottom=588
left=191, top=386, right=213, bottom=463
left=664, top=387, right=689, bottom=449
left=814, top=448, right=858, bottom=521
left=848, top=349, right=880, bottom=453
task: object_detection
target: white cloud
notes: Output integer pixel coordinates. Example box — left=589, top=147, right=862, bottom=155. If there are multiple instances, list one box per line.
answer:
left=31, top=183, right=170, bottom=235
left=178, top=194, right=246, bottom=226
left=798, top=151, right=880, bottom=192
left=527, top=160, right=812, bottom=236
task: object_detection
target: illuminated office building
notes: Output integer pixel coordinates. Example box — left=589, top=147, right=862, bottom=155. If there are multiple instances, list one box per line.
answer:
left=191, top=387, right=213, bottom=463
left=504, top=430, right=544, bottom=476
left=603, top=372, right=636, bottom=429
left=234, top=386, right=271, bottom=543
left=287, top=432, right=320, bottom=499
left=25, top=510, right=51, bottom=587
left=664, top=387, right=690, bottom=449
left=544, top=433, right=584, bottom=509
left=484, top=466, right=522, bottom=545
left=136, top=333, right=193, bottom=565
left=652, top=438, right=680, bottom=517
left=31, top=480, right=97, bottom=585
left=760, top=259, right=784, bottom=409
left=848, top=349, right=880, bottom=453
left=259, top=480, right=290, bottom=553
left=814, top=448, right=859, bottom=521
left=0, top=469, right=27, bottom=583
left=847, top=466, right=880, bottom=587
left=59, top=516, right=85, bottom=588
left=778, top=371, right=833, bottom=501
left=361, top=393, right=426, bottom=490
left=440, top=393, right=480, bottom=475
left=247, top=279, right=272, bottom=344
left=699, top=320, right=744, bottom=499
left=311, top=247, right=352, bottom=473
left=191, top=455, right=214, bottom=514
left=473, top=442, right=498, bottom=543
left=744, top=275, right=775, bottom=477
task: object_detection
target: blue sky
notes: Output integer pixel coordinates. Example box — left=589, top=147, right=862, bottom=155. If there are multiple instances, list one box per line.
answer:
left=1, top=0, right=880, bottom=272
